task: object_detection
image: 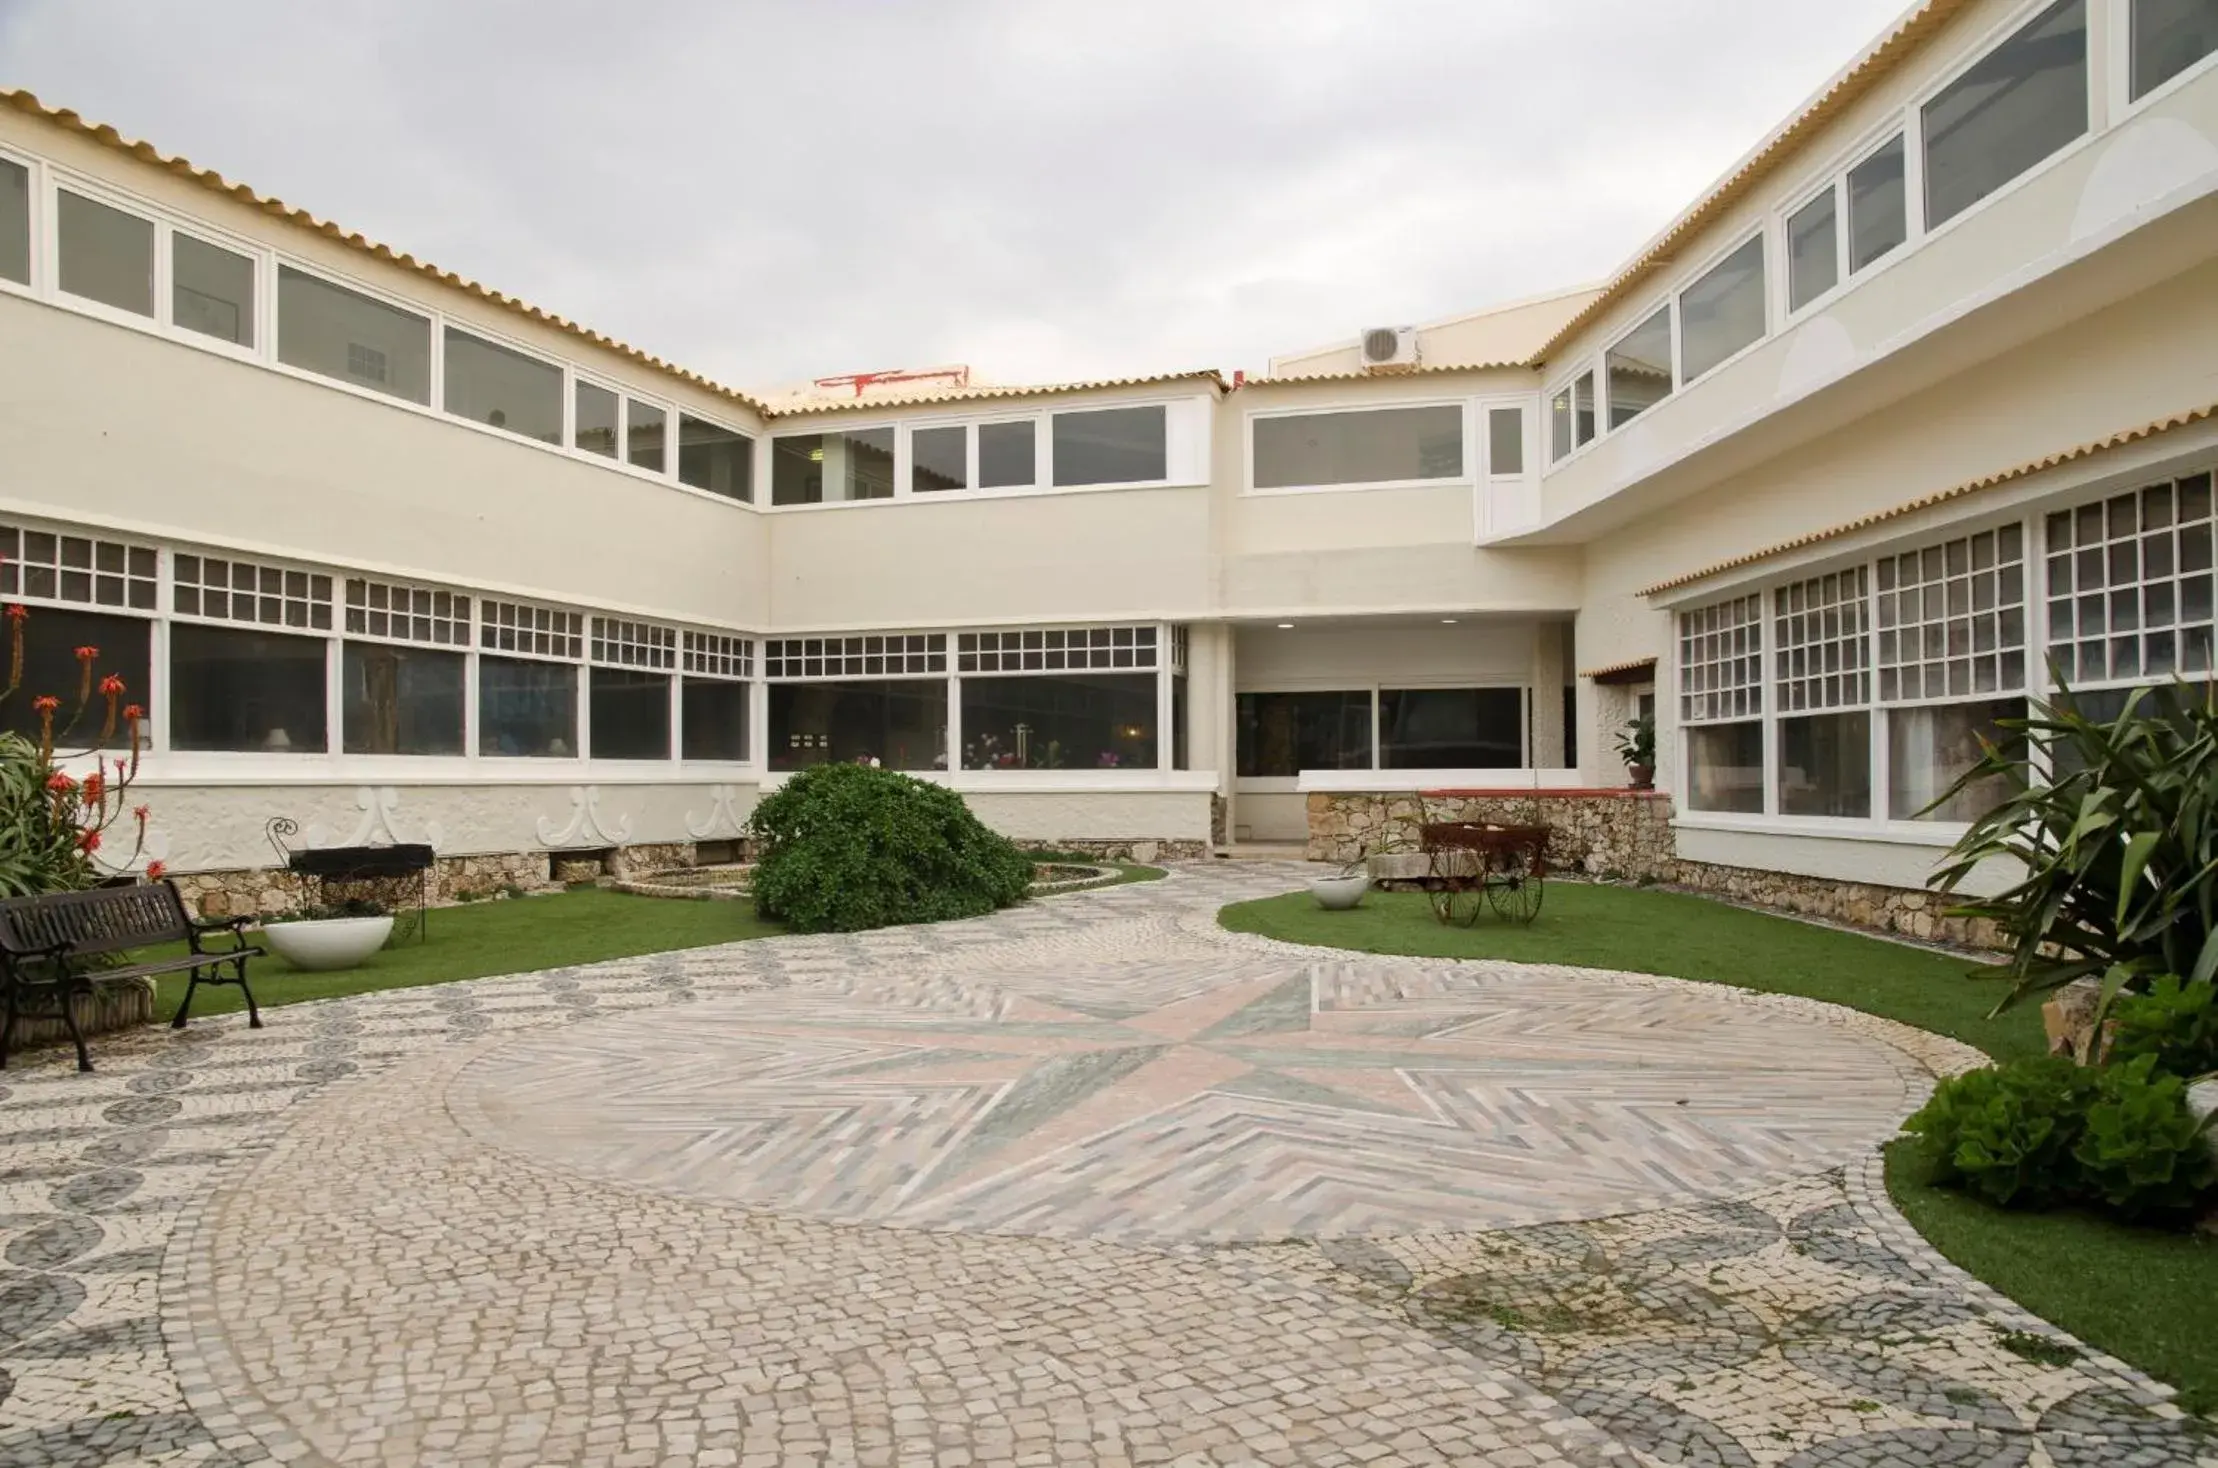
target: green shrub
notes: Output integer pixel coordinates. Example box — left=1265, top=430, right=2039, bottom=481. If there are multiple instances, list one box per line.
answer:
left=2073, top=1055, right=2217, bottom=1223
left=1903, top=1057, right=2097, bottom=1209
left=747, top=763, right=1032, bottom=934
left=2109, top=976, right=2218, bottom=1080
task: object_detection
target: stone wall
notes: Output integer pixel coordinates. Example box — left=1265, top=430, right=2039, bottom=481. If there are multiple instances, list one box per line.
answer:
left=1012, top=838, right=1208, bottom=864
left=8, top=975, right=155, bottom=1049
left=1305, top=790, right=2002, bottom=950
left=169, top=844, right=703, bottom=920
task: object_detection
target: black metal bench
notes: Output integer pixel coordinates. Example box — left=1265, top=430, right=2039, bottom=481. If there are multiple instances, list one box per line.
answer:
left=0, top=880, right=262, bottom=1072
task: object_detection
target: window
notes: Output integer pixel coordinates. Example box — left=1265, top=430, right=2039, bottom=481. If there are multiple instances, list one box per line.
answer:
left=1378, top=688, right=1522, bottom=768
left=172, top=233, right=254, bottom=347
left=1605, top=307, right=1673, bottom=429
left=682, top=678, right=750, bottom=761
left=2045, top=472, right=2213, bottom=685
left=1550, top=372, right=1597, bottom=462
left=480, top=656, right=577, bottom=757
left=979, top=421, right=1037, bottom=488
left=169, top=624, right=326, bottom=753
left=1879, top=524, right=2028, bottom=820
left=1236, top=691, right=1373, bottom=776
left=1487, top=407, right=1524, bottom=477
left=480, top=600, right=582, bottom=659
left=1678, top=236, right=1766, bottom=383
left=1686, top=723, right=1766, bottom=815
left=1679, top=594, right=1763, bottom=812
left=961, top=674, right=1156, bottom=770
left=278, top=266, right=431, bottom=405
left=1923, top=0, right=2088, bottom=228
left=682, top=631, right=753, bottom=679
left=590, top=617, right=676, bottom=670
left=627, top=399, right=667, bottom=472
left=771, top=429, right=895, bottom=504
left=0, top=158, right=26, bottom=286
left=443, top=327, right=561, bottom=444
left=1251, top=406, right=1463, bottom=489
left=344, top=578, right=470, bottom=646
left=575, top=382, right=619, bottom=458
left=679, top=415, right=753, bottom=501
left=2133, top=0, right=2218, bottom=98
left=1888, top=698, right=2023, bottom=819
left=590, top=668, right=671, bottom=759
left=1786, top=190, right=1839, bottom=311
left=1052, top=406, right=1166, bottom=486
left=0, top=526, right=157, bottom=610
left=1848, top=135, right=1908, bottom=272
left=768, top=680, right=946, bottom=771
left=764, top=634, right=944, bottom=678
left=173, top=554, right=334, bottom=631
left=0, top=609, right=150, bottom=747
left=56, top=189, right=152, bottom=316
left=958, top=626, right=1156, bottom=672
left=342, top=643, right=464, bottom=755
left=911, top=425, right=967, bottom=492
left=1775, top=570, right=1871, bottom=817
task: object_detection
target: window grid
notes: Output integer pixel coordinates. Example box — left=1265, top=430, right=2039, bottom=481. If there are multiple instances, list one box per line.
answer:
left=2044, top=471, right=2214, bottom=686
left=589, top=616, right=677, bottom=670
left=0, top=524, right=158, bottom=612
left=764, top=634, right=946, bottom=680
left=343, top=578, right=472, bottom=647
left=683, top=631, right=755, bottom=680
left=173, top=553, right=334, bottom=631
left=1876, top=524, right=2026, bottom=703
left=1679, top=595, right=1763, bottom=723
left=1171, top=625, right=1189, bottom=676
left=1774, top=568, right=1870, bottom=712
left=480, top=599, right=583, bottom=660
left=955, top=626, right=1158, bottom=674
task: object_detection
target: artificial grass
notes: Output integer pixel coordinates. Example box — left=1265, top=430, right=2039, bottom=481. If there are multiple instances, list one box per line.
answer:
left=1221, top=879, right=2218, bottom=1413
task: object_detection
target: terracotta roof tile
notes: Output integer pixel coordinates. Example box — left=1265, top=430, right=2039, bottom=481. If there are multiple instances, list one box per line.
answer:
left=766, top=369, right=1228, bottom=417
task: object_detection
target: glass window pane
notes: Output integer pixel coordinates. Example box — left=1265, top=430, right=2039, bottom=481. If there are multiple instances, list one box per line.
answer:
left=575, top=381, right=618, bottom=458
left=678, top=415, right=754, bottom=501
left=1923, top=0, right=2088, bottom=228
left=1787, top=188, right=1840, bottom=310
left=1549, top=387, right=1574, bottom=462
left=1605, top=306, right=1673, bottom=429
left=1678, top=235, right=1767, bottom=382
left=479, top=656, right=577, bottom=757
left=1848, top=135, right=1908, bottom=272
left=1378, top=687, right=1522, bottom=768
left=768, top=679, right=946, bottom=770
left=169, top=624, right=326, bottom=753
left=770, top=430, right=894, bottom=504
left=626, top=399, right=667, bottom=471
left=1487, top=407, right=1524, bottom=477
left=172, top=233, right=254, bottom=346
left=589, top=667, right=670, bottom=760
left=0, top=609, right=150, bottom=746
left=342, top=642, right=463, bottom=755
left=443, top=327, right=562, bottom=444
left=1573, top=372, right=1596, bottom=447
left=911, top=425, right=968, bottom=492
left=978, top=421, right=1036, bottom=488
left=681, top=677, right=750, bottom=761
left=56, top=189, right=152, bottom=316
left=0, top=158, right=26, bottom=285
left=1236, top=691, right=1373, bottom=776
left=1686, top=722, right=1765, bottom=812
left=1888, top=698, right=2026, bottom=819
left=1052, top=405, right=1167, bottom=486
left=2133, top=0, right=2218, bottom=97
left=961, top=673, right=1156, bottom=770
left=277, top=265, right=431, bottom=404
left=1779, top=711, right=1870, bottom=817
left=1251, top=406, right=1463, bottom=489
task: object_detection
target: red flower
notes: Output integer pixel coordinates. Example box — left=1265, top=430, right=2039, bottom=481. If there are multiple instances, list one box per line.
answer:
left=121, top=704, right=143, bottom=721
left=145, top=860, right=167, bottom=881
left=45, top=771, right=75, bottom=793
left=77, top=828, right=100, bottom=854
left=99, top=674, right=125, bottom=696
left=82, top=771, right=103, bottom=799
left=32, top=695, right=58, bottom=713
left=4, top=604, right=25, bottom=624
left=73, top=645, right=98, bottom=662
left=132, top=803, right=150, bottom=822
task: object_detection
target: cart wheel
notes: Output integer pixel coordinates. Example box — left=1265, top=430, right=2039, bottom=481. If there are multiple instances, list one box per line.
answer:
left=1486, top=851, right=1546, bottom=924
left=1426, top=884, right=1455, bottom=924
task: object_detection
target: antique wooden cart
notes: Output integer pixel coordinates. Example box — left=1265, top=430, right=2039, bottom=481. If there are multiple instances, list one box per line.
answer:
left=1414, top=819, right=1551, bottom=926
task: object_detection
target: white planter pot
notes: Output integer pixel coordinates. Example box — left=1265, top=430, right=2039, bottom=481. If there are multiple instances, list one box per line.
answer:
left=261, top=915, right=395, bottom=972
left=1310, top=873, right=1372, bottom=911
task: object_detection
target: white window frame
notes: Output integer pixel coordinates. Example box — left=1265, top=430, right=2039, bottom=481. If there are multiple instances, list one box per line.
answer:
left=1600, top=304, right=1678, bottom=433
left=45, top=169, right=167, bottom=335
left=1044, top=399, right=1183, bottom=494
left=0, top=143, right=41, bottom=304
left=763, top=422, right=902, bottom=511
left=895, top=413, right=1047, bottom=501
left=1481, top=399, right=1534, bottom=481
left=1543, top=360, right=1601, bottom=468
left=1241, top=398, right=1477, bottom=497
left=1673, top=225, right=1773, bottom=390
left=2113, top=0, right=2218, bottom=114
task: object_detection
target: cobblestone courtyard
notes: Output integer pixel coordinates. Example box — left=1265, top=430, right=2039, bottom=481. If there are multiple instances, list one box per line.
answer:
left=1, top=866, right=2211, bottom=1466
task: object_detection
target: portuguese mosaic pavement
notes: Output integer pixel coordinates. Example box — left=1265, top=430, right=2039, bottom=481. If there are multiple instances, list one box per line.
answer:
left=0, top=864, right=2210, bottom=1467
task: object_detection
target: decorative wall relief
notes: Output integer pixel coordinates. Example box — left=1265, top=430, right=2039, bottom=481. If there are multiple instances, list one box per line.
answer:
left=683, top=786, right=747, bottom=840
left=537, top=786, right=634, bottom=848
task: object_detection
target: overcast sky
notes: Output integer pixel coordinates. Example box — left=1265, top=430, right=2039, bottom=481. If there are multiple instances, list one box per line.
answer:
left=0, top=1, right=1909, bottom=389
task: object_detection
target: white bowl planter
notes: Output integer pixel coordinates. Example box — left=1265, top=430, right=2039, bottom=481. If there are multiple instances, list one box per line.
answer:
left=261, top=915, right=395, bottom=972
left=1309, top=873, right=1372, bottom=911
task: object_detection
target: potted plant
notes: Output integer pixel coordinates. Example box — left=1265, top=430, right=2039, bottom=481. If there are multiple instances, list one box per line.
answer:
left=1309, top=860, right=1372, bottom=911
left=259, top=897, right=394, bottom=972
left=1615, top=714, right=1655, bottom=790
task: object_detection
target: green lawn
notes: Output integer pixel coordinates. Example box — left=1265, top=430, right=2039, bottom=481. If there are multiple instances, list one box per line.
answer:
left=1220, top=880, right=2218, bottom=1413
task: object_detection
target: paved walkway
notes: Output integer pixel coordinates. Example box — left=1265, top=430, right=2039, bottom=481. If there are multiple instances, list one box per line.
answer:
left=0, top=865, right=2209, bottom=1467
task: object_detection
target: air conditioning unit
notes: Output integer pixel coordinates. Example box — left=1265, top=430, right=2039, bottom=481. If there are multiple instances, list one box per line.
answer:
left=1359, top=325, right=1419, bottom=372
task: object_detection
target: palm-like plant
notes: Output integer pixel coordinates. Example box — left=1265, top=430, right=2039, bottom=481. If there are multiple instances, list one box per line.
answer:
left=1930, top=681, right=2218, bottom=1018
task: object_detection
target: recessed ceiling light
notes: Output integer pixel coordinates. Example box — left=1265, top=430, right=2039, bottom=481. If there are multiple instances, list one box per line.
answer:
left=1440, top=618, right=1458, bottom=625
left=1276, top=622, right=1295, bottom=630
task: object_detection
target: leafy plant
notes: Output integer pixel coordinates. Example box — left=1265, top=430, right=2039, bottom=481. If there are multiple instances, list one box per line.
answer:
left=1929, top=681, right=2218, bottom=1017
left=1613, top=714, right=1655, bottom=768
left=1903, top=1057, right=2097, bottom=1209
left=747, top=763, right=1032, bottom=933
left=264, top=897, right=388, bottom=924
left=2072, top=1054, right=2217, bottom=1222
left=2109, top=976, right=2218, bottom=1080
left=0, top=608, right=152, bottom=897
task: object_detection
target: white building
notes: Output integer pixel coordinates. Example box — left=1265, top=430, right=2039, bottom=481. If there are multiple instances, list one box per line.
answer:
left=1, top=0, right=2213, bottom=933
